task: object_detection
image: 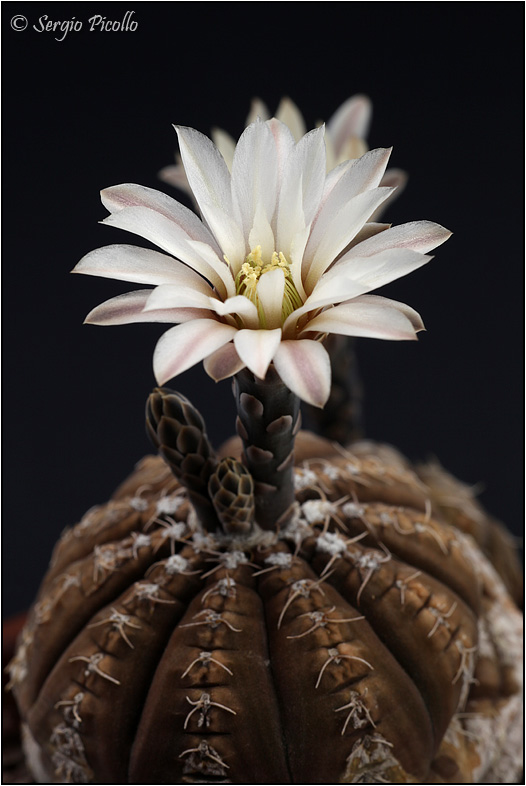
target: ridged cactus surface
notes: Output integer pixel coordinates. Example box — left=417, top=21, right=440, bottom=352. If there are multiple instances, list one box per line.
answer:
left=8, top=431, right=522, bottom=784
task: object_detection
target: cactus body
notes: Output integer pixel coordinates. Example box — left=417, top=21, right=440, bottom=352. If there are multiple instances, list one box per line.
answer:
left=8, top=433, right=522, bottom=784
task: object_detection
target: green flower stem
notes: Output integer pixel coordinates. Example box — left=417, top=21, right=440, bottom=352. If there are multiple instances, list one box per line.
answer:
left=233, top=366, right=301, bottom=531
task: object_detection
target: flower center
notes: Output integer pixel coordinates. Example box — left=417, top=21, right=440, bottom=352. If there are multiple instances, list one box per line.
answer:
left=235, top=246, right=303, bottom=326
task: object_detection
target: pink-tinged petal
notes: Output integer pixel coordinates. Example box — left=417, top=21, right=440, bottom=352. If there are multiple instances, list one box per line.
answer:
left=175, top=126, right=246, bottom=266
left=370, top=168, right=407, bottom=221
left=327, top=95, right=372, bottom=156
left=276, top=97, right=306, bottom=141
left=101, top=207, right=234, bottom=298
left=101, top=184, right=220, bottom=251
left=153, top=319, right=237, bottom=385
left=321, top=248, right=432, bottom=292
left=214, top=295, right=259, bottom=329
left=256, top=268, right=285, bottom=329
left=158, top=161, right=191, bottom=193
left=281, top=277, right=369, bottom=338
left=84, top=290, right=206, bottom=326
left=144, top=283, right=218, bottom=312
left=302, top=296, right=423, bottom=341
left=203, top=343, right=246, bottom=381
left=352, top=294, right=424, bottom=331
left=276, top=125, right=326, bottom=253
left=231, top=120, right=278, bottom=247
left=305, top=148, right=392, bottom=269
left=273, top=340, right=331, bottom=408
left=72, top=244, right=212, bottom=287
left=346, top=222, right=391, bottom=250
left=233, top=328, right=282, bottom=379
left=211, top=127, right=237, bottom=170
left=346, top=220, right=452, bottom=258
left=303, top=186, right=395, bottom=293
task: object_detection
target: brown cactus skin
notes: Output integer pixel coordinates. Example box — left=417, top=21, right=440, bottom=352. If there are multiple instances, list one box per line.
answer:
left=7, top=431, right=523, bottom=785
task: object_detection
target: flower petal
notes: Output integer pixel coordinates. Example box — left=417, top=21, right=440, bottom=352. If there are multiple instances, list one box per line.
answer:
left=273, top=340, right=331, bottom=408
left=276, top=125, right=326, bottom=253
left=101, top=184, right=220, bottom=250
left=302, top=296, right=423, bottom=341
left=84, top=290, right=205, bottom=325
left=327, top=94, right=372, bottom=156
left=175, top=125, right=246, bottom=266
left=211, top=127, right=237, bottom=170
left=101, top=207, right=234, bottom=297
left=303, top=186, right=395, bottom=293
left=322, top=248, right=433, bottom=292
left=231, top=120, right=278, bottom=250
left=144, top=283, right=220, bottom=313
left=256, top=268, right=285, bottom=329
left=203, top=342, right=246, bottom=381
left=233, top=328, right=282, bottom=379
left=214, top=295, right=259, bottom=329
left=246, top=97, right=270, bottom=125
left=276, top=97, right=306, bottom=142
left=153, top=319, right=237, bottom=385
left=72, top=244, right=212, bottom=287
left=346, top=220, right=452, bottom=257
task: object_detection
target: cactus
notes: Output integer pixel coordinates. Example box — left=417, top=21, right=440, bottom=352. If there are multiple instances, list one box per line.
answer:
left=7, top=389, right=523, bottom=784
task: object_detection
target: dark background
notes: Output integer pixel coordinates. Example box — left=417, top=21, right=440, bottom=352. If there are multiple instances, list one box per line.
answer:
left=3, top=2, right=524, bottom=616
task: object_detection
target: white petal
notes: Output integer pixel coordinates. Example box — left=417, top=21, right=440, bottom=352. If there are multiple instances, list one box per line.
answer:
left=327, top=94, right=372, bottom=156
left=101, top=184, right=219, bottom=249
left=203, top=343, right=246, bottom=381
left=73, top=244, right=212, bottom=287
left=276, top=97, right=306, bottom=141
left=370, top=168, right=407, bottom=221
left=233, top=328, right=282, bottom=379
left=246, top=97, right=270, bottom=125
left=211, top=127, right=237, bottom=170
left=214, top=295, right=259, bottom=329
left=101, top=207, right=233, bottom=297
left=84, top=290, right=204, bottom=325
left=276, top=126, right=326, bottom=253
left=346, top=220, right=452, bottom=257
left=153, top=319, right=237, bottom=385
left=303, top=186, right=395, bottom=293
left=273, top=340, right=331, bottom=408
left=281, top=277, right=368, bottom=337
left=158, top=162, right=191, bottom=193
left=144, top=283, right=218, bottom=312
left=231, top=120, right=278, bottom=246
left=351, top=294, right=424, bottom=331
left=248, top=200, right=276, bottom=261
left=302, top=297, right=423, bottom=341
left=175, top=126, right=246, bottom=266
left=304, top=148, right=392, bottom=280
left=256, top=268, right=285, bottom=329
left=321, top=248, right=432, bottom=292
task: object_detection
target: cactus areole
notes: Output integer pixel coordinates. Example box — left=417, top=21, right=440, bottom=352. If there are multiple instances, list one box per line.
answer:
left=8, top=108, right=522, bottom=784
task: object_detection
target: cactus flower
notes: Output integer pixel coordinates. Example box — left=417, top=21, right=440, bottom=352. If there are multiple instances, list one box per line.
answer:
left=74, top=119, right=450, bottom=407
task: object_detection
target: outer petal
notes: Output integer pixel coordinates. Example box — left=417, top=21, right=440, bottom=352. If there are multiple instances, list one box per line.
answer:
left=273, top=340, right=331, bottom=408
left=345, top=220, right=452, bottom=257
left=175, top=126, right=246, bottom=266
left=84, top=290, right=205, bottom=325
left=144, top=283, right=219, bottom=312
left=246, top=97, right=271, bottom=125
left=153, top=319, right=237, bottom=385
left=73, top=244, right=212, bottom=287
left=214, top=295, right=259, bottom=329
left=303, top=186, right=395, bottom=293
left=101, top=207, right=234, bottom=298
left=321, top=248, right=433, bottom=292
left=203, top=343, right=246, bottom=381
left=301, top=296, right=423, bottom=341
left=327, top=95, right=372, bottom=156
left=233, top=328, right=282, bottom=379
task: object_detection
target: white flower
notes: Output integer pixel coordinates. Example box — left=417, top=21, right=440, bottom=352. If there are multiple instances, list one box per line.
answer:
left=73, top=119, right=450, bottom=407
left=159, top=95, right=407, bottom=220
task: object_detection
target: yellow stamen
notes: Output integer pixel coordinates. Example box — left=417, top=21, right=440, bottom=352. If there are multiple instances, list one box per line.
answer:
left=235, top=246, right=303, bottom=327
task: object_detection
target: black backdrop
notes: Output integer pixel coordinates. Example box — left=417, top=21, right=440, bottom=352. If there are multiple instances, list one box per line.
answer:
left=3, top=2, right=524, bottom=616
